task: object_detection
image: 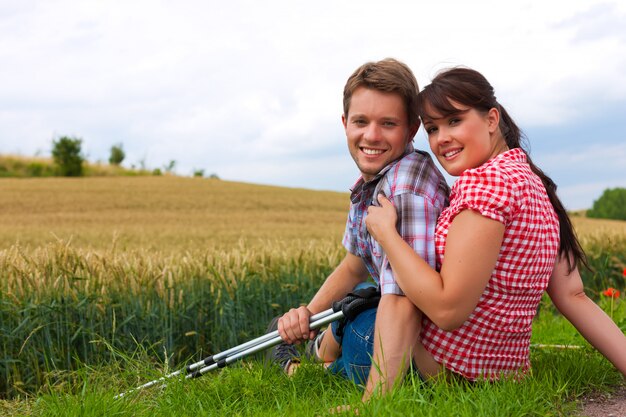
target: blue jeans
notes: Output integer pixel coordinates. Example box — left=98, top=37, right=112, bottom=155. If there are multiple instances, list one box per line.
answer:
left=327, top=282, right=377, bottom=385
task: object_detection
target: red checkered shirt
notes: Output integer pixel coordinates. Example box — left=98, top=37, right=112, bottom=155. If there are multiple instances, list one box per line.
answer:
left=420, top=148, right=560, bottom=380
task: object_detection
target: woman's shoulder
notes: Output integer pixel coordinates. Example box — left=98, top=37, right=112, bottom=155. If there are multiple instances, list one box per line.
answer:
left=448, top=149, right=530, bottom=223
left=454, top=148, right=527, bottom=191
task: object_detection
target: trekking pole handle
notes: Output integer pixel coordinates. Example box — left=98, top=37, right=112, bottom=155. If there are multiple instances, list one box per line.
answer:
left=332, top=286, right=381, bottom=320
left=185, top=308, right=335, bottom=373
left=189, top=310, right=345, bottom=378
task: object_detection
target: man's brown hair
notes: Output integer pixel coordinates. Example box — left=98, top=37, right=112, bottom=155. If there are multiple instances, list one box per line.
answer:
left=343, top=58, right=420, bottom=128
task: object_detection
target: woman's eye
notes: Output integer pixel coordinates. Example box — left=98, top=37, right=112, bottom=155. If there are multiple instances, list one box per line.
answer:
left=425, top=126, right=437, bottom=134
left=449, top=118, right=460, bottom=126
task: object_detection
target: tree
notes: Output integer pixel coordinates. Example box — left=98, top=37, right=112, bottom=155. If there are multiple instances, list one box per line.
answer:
left=164, top=160, right=176, bottom=174
left=109, top=143, right=125, bottom=166
left=51, top=136, right=84, bottom=177
left=587, top=188, right=626, bottom=221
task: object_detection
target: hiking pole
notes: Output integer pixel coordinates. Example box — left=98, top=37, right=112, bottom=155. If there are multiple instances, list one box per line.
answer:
left=187, top=309, right=345, bottom=379
left=115, top=308, right=337, bottom=399
left=187, top=286, right=380, bottom=380
left=116, top=286, right=380, bottom=399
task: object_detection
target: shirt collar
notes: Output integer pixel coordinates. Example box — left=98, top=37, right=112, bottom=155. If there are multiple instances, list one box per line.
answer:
left=349, top=142, right=415, bottom=203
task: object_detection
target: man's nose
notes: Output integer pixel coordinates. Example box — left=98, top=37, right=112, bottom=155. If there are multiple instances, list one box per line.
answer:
left=363, top=123, right=381, bottom=141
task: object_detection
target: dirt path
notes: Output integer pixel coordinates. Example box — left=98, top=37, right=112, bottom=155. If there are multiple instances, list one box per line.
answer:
left=578, top=385, right=626, bottom=417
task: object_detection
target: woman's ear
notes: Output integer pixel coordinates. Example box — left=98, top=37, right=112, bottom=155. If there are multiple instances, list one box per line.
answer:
left=487, top=107, right=500, bottom=133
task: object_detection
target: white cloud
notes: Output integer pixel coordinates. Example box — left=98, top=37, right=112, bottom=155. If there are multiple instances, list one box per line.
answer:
left=0, top=0, right=624, bottom=209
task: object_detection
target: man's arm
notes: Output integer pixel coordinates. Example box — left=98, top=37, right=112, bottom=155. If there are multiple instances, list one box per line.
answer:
left=547, top=255, right=626, bottom=376
left=277, top=252, right=369, bottom=344
left=363, top=294, right=420, bottom=401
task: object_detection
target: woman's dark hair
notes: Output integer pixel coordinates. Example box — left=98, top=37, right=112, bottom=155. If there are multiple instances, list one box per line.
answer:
left=418, top=67, right=588, bottom=272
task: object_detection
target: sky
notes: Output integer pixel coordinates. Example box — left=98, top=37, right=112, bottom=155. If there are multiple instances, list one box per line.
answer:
left=1, top=0, right=625, bottom=210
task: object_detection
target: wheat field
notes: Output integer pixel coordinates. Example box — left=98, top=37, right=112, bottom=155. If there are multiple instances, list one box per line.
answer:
left=0, top=176, right=624, bottom=399
left=0, top=176, right=349, bottom=251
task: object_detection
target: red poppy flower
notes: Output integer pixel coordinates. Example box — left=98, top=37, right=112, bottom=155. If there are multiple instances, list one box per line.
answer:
left=623, top=267, right=626, bottom=277
left=603, top=287, right=621, bottom=298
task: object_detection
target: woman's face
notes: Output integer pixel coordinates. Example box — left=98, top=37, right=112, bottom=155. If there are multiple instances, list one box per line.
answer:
left=422, top=102, right=507, bottom=176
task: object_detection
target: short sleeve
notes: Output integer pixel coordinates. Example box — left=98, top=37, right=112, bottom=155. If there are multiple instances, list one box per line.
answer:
left=342, top=210, right=359, bottom=256
left=378, top=194, right=440, bottom=296
left=448, top=166, right=517, bottom=225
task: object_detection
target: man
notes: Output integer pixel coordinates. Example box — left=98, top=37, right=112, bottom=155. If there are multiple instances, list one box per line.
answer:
left=269, top=58, right=449, bottom=401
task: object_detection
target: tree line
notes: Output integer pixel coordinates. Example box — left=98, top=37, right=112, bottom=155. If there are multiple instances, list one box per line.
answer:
left=586, top=188, right=626, bottom=221
left=51, top=135, right=217, bottom=179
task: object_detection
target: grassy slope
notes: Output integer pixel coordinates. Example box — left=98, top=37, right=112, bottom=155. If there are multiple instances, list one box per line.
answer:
left=5, top=314, right=623, bottom=417
left=0, top=176, right=348, bottom=251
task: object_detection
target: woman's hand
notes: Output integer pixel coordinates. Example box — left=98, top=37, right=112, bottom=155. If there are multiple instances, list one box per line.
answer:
left=365, top=194, right=398, bottom=243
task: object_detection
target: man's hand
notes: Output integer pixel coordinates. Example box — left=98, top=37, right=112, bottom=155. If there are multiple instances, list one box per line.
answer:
left=277, top=306, right=317, bottom=344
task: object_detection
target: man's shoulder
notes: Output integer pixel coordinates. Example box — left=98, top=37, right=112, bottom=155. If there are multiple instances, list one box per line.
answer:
left=398, top=149, right=436, bottom=167
left=378, top=150, right=449, bottom=204
left=386, top=150, right=445, bottom=186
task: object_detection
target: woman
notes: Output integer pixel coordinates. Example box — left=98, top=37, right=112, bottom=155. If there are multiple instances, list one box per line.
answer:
left=365, top=67, right=626, bottom=388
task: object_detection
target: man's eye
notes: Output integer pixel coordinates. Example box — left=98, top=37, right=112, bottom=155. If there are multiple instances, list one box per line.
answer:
left=354, top=119, right=366, bottom=125
left=382, top=121, right=397, bottom=127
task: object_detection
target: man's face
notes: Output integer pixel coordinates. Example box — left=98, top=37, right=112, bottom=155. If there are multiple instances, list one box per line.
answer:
left=343, top=87, right=416, bottom=182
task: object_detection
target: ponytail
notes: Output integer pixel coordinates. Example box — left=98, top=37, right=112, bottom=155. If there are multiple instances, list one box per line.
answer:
left=499, top=106, right=589, bottom=272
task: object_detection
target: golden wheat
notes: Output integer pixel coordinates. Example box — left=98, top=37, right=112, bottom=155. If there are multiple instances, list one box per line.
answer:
left=0, top=176, right=349, bottom=251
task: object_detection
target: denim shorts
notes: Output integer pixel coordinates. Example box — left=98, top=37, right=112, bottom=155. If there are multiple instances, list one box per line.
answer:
left=325, top=282, right=425, bottom=386
left=327, top=282, right=377, bottom=385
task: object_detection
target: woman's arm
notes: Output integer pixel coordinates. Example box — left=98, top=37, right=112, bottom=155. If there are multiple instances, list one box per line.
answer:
left=547, top=255, right=626, bottom=377
left=366, top=194, right=504, bottom=330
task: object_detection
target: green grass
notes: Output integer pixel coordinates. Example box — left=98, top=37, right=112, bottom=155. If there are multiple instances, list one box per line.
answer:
left=0, top=242, right=342, bottom=398
left=2, top=299, right=623, bottom=416
left=16, top=341, right=625, bottom=415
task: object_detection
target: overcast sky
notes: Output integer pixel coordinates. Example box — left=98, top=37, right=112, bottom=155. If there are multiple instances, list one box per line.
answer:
left=1, top=0, right=625, bottom=209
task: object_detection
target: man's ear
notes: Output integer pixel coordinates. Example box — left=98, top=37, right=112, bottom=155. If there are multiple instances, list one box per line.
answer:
left=487, top=107, right=500, bottom=133
left=408, top=121, right=420, bottom=141
left=341, top=113, right=348, bottom=129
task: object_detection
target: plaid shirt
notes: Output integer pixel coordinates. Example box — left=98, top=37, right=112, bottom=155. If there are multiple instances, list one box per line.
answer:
left=420, top=148, right=560, bottom=380
left=342, top=144, right=449, bottom=295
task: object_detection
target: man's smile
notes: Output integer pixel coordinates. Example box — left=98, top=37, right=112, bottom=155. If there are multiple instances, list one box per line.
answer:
left=361, top=147, right=385, bottom=156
